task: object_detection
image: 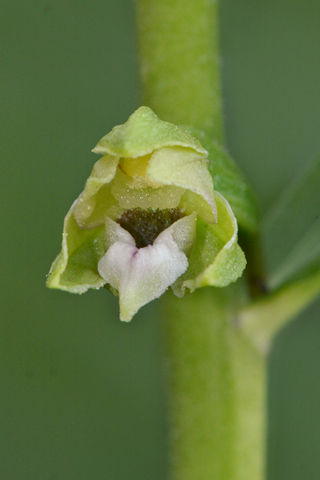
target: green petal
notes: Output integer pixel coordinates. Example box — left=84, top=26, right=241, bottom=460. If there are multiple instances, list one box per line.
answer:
left=146, top=146, right=216, bottom=223
left=111, top=167, right=184, bottom=210
left=172, top=192, right=246, bottom=296
left=181, top=126, right=259, bottom=233
left=92, top=106, right=208, bottom=158
left=46, top=202, right=105, bottom=293
left=74, top=154, right=119, bottom=228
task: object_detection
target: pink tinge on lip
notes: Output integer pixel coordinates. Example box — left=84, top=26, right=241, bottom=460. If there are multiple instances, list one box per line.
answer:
left=97, top=227, right=188, bottom=321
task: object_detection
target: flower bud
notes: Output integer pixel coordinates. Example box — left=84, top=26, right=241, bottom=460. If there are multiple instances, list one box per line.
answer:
left=47, top=107, right=246, bottom=321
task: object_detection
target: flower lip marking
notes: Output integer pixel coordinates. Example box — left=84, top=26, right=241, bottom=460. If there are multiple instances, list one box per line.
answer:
left=117, top=207, right=185, bottom=248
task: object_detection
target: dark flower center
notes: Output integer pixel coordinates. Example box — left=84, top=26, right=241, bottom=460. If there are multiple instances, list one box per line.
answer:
left=118, top=208, right=185, bottom=248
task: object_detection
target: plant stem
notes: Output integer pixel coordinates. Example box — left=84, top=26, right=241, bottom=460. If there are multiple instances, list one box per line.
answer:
left=134, top=1, right=268, bottom=479
left=162, top=288, right=266, bottom=480
left=135, top=0, right=224, bottom=142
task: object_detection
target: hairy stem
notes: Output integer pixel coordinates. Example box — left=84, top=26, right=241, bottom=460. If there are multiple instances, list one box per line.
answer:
left=135, top=0, right=224, bottom=141
left=134, top=1, right=268, bottom=479
left=162, top=288, right=266, bottom=480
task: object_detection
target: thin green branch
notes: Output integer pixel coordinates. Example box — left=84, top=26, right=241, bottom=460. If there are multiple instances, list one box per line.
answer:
left=238, top=270, right=320, bottom=353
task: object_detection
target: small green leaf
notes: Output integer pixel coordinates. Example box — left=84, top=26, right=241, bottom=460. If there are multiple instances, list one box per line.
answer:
left=181, top=126, right=259, bottom=233
left=263, top=156, right=320, bottom=289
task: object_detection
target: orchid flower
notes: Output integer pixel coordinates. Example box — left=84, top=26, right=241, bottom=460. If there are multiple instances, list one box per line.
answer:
left=47, top=107, right=248, bottom=321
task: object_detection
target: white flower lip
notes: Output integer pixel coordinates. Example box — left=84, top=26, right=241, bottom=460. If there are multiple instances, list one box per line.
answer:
left=97, top=215, right=196, bottom=321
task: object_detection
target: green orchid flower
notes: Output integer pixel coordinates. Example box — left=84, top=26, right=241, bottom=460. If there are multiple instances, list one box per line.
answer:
left=47, top=107, right=247, bottom=321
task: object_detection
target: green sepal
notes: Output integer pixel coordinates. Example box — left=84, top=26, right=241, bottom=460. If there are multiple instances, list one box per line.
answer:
left=173, top=192, right=246, bottom=295
left=182, top=126, right=259, bottom=233
left=74, top=155, right=119, bottom=228
left=92, top=106, right=208, bottom=158
left=46, top=202, right=106, bottom=293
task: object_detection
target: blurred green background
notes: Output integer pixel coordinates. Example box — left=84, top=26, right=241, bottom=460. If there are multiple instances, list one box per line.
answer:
left=1, top=0, right=320, bottom=478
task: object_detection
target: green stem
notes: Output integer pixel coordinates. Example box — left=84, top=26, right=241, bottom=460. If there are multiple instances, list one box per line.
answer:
left=162, top=288, right=266, bottom=480
left=135, top=0, right=224, bottom=141
left=134, top=1, right=267, bottom=479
